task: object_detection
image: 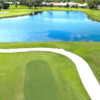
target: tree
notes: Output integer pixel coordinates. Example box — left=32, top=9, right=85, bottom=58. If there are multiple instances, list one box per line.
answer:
left=25, top=0, right=44, bottom=8
left=3, top=3, right=10, bottom=9
left=0, top=3, right=3, bottom=10
left=74, top=0, right=86, bottom=3
left=87, top=0, right=100, bottom=9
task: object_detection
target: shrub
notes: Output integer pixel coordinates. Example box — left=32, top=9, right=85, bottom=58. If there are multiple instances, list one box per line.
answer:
left=66, top=3, right=69, bottom=8
left=3, top=3, right=10, bottom=9
left=87, top=0, right=100, bottom=9
left=0, top=3, right=3, bottom=10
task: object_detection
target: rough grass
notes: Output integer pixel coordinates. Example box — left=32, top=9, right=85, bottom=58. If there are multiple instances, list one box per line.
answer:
left=0, top=51, right=90, bottom=100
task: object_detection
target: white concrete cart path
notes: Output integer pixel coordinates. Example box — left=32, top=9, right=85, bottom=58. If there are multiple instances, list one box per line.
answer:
left=0, top=48, right=100, bottom=100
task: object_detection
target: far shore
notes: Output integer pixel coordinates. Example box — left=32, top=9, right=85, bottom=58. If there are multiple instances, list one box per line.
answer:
left=0, top=7, right=100, bottom=22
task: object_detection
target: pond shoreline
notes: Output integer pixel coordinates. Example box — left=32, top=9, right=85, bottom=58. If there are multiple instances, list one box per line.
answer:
left=0, top=8, right=100, bottom=22
left=0, top=13, right=31, bottom=19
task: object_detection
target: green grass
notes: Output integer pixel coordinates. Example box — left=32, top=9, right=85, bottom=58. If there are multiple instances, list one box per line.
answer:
left=0, top=51, right=90, bottom=100
left=0, top=42, right=100, bottom=83
left=0, top=8, right=31, bottom=18
left=0, top=5, right=100, bottom=100
left=0, top=42, right=100, bottom=100
left=0, top=6, right=100, bottom=21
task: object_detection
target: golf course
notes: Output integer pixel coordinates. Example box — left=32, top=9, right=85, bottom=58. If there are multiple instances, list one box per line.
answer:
left=0, top=0, right=100, bottom=99
left=0, top=42, right=100, bottom=100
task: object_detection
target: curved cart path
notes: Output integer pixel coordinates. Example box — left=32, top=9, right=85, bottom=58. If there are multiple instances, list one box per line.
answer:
left=0, top=48, right=100, bottom=100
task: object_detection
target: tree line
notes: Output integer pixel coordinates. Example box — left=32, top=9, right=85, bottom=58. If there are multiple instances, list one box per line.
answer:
left=0, top=0, right=100, bottom=9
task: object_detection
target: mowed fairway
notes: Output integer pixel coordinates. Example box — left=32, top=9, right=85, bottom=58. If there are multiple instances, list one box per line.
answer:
left=0, top=51, right=90, bottom=100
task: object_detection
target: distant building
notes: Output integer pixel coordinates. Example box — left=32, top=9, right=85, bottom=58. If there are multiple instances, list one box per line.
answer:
left=97, top=5, right=100, bottom=9
left=42, top=2, right=88, bottom=8
left=68, top=2, right=78, bottom=8
left=50, top=2, right=66, bottom=7
left=78, top=3, right=88, bottom=8
left=5, top=2, right=20, bottom=5
left=5, top=2, right=13, bottom=5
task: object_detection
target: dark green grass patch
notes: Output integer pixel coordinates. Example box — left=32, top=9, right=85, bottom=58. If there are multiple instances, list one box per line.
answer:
left=24, top=60, right=59, bottom=100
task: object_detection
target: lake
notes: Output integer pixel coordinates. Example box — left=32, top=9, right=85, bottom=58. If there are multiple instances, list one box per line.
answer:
left=0, top=11, right=100, bottom=42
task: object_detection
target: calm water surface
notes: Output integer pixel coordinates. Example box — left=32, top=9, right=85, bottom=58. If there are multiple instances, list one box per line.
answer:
left=0, top=11, right=100, bottom=42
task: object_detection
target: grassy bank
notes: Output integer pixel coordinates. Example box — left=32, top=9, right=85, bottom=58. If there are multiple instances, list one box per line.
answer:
left=0, top=6, right=100, bottom=21
left=0, top=45, right=90, bottom=100
left=0, top=9, right=31, bottom=18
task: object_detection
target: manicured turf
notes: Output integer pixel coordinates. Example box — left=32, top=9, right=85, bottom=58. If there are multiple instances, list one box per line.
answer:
left=0, top=51, right=90, bottom=100
left=0, top=42, right=99, bottom=83
left=0, top=8, right=31, bottom=18
left=0, top=6, right=100, bottom=21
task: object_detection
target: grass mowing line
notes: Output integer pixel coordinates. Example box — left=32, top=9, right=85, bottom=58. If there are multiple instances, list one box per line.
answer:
left=24, top=60, right=60, bottom=100
left=0, top=47, right=99, bottom=100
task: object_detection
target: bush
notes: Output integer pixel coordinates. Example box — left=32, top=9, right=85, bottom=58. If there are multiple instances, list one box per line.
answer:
left=3, top=3, right=10, bottom=9
left=26, top=3, right=33, bottom=9
left=0, top=3, right=3, bottom=10
left=87, top=0, right=100, bottom=9
left=66, top=3, right=69, bottom=8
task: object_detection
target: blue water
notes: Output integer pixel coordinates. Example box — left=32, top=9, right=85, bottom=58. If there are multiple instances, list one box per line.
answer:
left=0, top=11, right=100, bottom=42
